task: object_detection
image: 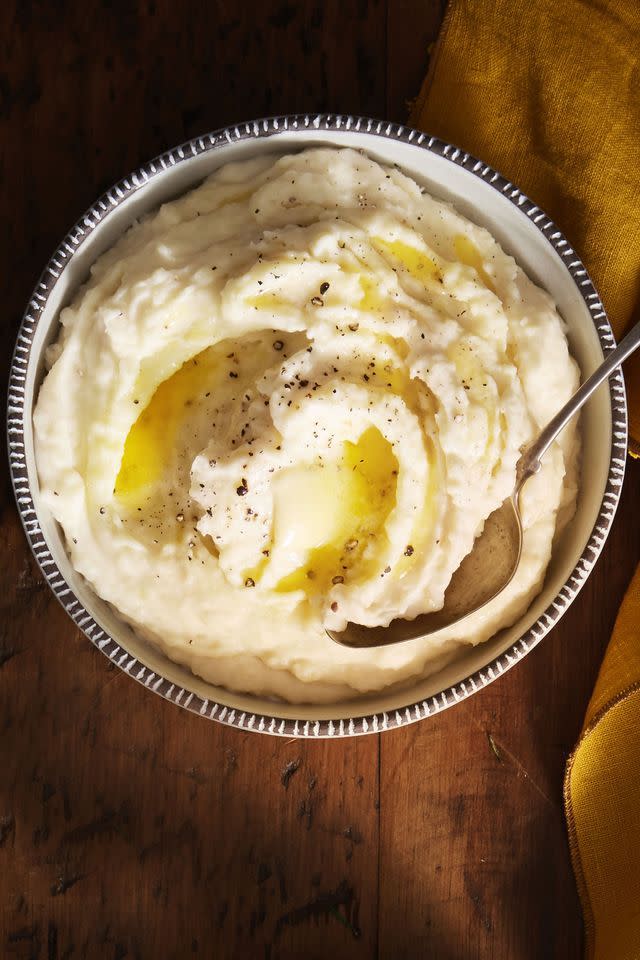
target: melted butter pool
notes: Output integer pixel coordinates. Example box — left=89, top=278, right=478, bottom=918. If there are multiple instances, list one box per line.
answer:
left=453, top=234, right=496, bottom=293
left=374, top=238, right=441, bottom=284
left=270, top=427, right=398, bottom=596
left=115, top=348, right=219, bottom=502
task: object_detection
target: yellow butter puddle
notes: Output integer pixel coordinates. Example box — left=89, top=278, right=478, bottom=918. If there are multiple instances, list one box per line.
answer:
left=373, top=238, right=441, bottom=285
left=355, top=239, right=440, bottom=314
left=246, top=292, right=284, bottom=310
left=358, top=275, right=385, bottom=313
left=453, top=235, right=496, bottom=294
left=371, top=234, right=495, bottom=297
left=115, top=346, right=219, bottom=502
left=271, top=427, right=399, bottom=596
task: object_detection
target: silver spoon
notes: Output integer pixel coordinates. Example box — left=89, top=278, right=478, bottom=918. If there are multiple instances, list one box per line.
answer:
left=329, top=318, right=640, bottom=649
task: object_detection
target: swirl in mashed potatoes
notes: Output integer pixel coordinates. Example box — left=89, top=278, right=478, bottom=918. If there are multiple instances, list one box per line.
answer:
left=34, top=148, right=579, bottom=703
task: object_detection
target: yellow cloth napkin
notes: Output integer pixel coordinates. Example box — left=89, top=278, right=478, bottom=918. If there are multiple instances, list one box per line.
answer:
left=410, top=1, right=640, bottom=956
left=566, top=567, right=640, bottom=958
left=411, top=0, right=639, bottom=455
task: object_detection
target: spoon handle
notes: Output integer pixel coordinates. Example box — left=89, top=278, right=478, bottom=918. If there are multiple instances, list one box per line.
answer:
left=519, top=317, right=640, bottom=484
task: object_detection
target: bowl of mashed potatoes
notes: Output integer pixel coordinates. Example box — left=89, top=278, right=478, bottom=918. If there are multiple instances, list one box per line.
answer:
left=9, top=115, right=627, bottom=735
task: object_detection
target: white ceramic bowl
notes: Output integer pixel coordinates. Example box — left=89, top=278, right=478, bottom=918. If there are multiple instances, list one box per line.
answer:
left=8, top=115, right=627, bottom=737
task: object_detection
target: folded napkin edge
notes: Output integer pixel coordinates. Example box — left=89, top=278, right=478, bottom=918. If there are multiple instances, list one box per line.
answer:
left=564, top=679, right=640, bottom=960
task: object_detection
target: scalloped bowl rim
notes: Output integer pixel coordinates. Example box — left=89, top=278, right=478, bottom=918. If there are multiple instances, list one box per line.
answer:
left=7, top=114, right=628, bottom=737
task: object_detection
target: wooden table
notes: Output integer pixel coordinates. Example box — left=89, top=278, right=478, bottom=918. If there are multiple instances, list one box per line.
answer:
left=2, top=3, right=638, bottom=957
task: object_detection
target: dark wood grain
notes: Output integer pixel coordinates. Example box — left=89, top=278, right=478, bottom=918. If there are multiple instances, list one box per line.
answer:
left=1, top=3, right=638, bottom=958
left=386, top=0, right=448, bottom=119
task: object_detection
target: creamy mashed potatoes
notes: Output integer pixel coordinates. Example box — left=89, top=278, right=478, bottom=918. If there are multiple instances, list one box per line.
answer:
left=34, top=148, right=579, bottom=703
